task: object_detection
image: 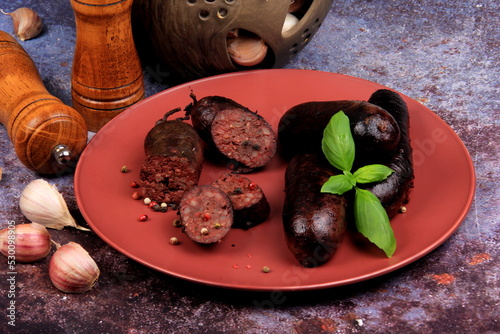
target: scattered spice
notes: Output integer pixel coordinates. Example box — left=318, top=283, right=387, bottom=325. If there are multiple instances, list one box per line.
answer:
left=169, top=237, right=179, bottom=245
left=200, top=228, right=209, bottom=235
left=138, top=214, right=148, bottom=222
left=121, top=165, right=129, bottom=173
left=172, top=219, right=181, bottom=227
left=399, top=206, right=407, bottom=213
left=245, top=264, right=252, bottom=269
left=130, top=181, right=139, bottom=188
left=233, top=264, right=239, bottom=269
left=248, top=182, right=256, bottom=190
left=430, top=273, right=455, bottom=285
left=203, top=212, right=211, bottom=221
left=148, top=201, right=158, bottom=208
left=262, top=266, right=270, bottom=273
left=131, top=191, right=142, bottom=200
left=143, top=198, right=151, bottom=205
left=468, top=253, right=491, bottom=265
left=213, top=223, right=221, bottom=229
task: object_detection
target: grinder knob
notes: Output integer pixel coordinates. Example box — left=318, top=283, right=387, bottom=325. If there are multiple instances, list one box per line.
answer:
left=0, top=31, right=88, bottom=175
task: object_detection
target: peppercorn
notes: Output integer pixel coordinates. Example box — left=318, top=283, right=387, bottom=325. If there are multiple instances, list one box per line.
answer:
left=200, top=228, right=209, bottom=235
left=262, top=266, right=270, bottom=273
left=169, top=237, right=179, bottom=245
left=131, top=191, right=142, bottom=200
left=202, top=212, right=211, bottom=221
left=121, top=165, right=128, bottom=173
left=130, top=181, right=139, bottom=188
left=138, top=214, right=148, bottom=222
left=248, top=182, right=256, bottom=190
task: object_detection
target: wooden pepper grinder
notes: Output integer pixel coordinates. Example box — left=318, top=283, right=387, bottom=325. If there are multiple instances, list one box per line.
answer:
left=71, top=0, right=145, bottom=132
left=0, top=31, right=88, bottom=175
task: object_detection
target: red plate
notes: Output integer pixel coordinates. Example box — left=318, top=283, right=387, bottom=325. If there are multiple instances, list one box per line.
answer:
left=74, top=69, right=475, bottom=291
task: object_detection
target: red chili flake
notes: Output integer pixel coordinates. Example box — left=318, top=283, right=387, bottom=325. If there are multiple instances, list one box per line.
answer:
left=468, top=253, right=491, bottom=265
left=130, top=181, right=139, bottom=188
left=138, top=214, right=148, bottom=222
left=203, top=212, right=211, bottom=221
left=248, top=182, right=256, bottom=190
left=131, top=191, right=142, bottom=200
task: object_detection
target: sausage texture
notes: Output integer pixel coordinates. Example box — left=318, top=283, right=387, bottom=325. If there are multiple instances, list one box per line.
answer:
left=211, top=173, right=270, bottom=229
left=283, top=153, right=347, bottom=267
left=278, top=100, right=400, bottom=165
left=186, top=95, right=277, bottom=172
left=140, top=118, right=204, bottom=205
left=363, top=89, right=415, bottom=218
left=178, top=185, right=233, bottom=244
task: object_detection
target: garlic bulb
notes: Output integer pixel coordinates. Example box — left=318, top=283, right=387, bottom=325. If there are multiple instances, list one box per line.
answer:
left=0, top=223, right=52, bottom=263
left=19, top=179, right=90, bottom=231
left=227, top=35, right=268, bottom=67
left=1, top=7, right=43, bottom=41
left=49, top=242, right=100, bottom=293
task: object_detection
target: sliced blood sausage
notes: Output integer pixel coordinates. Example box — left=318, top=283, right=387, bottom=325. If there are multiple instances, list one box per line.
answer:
left=185, top=95, right=277, bottom=172
left=211, top=173, right=270, bottom=229
left=211, top=108, right=277, bottom=170
left=363, top=89, right=415, bottom=218
left=283, top=153, right=347, bottom=267
left=178, top=185, right=233, bottom=244
left=140, top=117, right=204, bottom=205
left=278, top=100, right=400, bottom=165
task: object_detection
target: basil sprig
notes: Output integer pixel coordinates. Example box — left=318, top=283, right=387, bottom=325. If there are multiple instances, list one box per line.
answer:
left=321, top=111, right=396, bottom=257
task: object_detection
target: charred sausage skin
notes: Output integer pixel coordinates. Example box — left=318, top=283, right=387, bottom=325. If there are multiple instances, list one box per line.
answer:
left=186, top=95, right=277, bottom=172
left=363, top=89, right=415, bottom=218
left=283, top=153, right=347, bottom=267
left=278, top=100, right=400, bottom=165
left=140, top=119, right=204, bottom=205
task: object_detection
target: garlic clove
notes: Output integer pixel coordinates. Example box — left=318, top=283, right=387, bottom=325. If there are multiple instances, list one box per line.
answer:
left=0, top=223, right=52, bottom=263
left=1, top=7, right=43, bottom=41
left=226, top=35, right=268, bottom=67
left=49, top=242, right=100, bottom=294
left=19, top=179, right=90, bottom=231
left=282, top=13, right=299, bottom=34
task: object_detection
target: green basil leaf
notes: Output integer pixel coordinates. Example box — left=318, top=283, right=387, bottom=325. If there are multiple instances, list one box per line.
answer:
left=321, top=111, right=355, bottom=172
left=353, top=187, right=396, bottom=257
left=321, top=174, right=354, bottom=195
left=353, top=164, right=395, bottom=184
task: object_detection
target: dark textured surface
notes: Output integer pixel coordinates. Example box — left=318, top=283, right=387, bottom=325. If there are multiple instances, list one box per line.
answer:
left=0, top=0, right=498, bottom=333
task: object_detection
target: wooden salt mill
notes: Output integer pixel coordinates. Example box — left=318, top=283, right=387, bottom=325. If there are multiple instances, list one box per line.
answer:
left=0, top=31, right=88, bottom=175
left=71, top=0, right=145, bottom=132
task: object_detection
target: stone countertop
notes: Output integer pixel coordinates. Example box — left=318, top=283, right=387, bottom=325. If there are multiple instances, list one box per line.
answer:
left=0, top=0, right=498, bottom=333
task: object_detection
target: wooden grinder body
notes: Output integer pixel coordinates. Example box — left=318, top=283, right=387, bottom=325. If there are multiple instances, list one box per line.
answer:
left=0, top=31, right=88, bottom=175
left=71, top=0, right=145, bottom=132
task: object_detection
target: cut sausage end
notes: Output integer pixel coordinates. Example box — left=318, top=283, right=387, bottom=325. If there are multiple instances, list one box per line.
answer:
left=211, top=173, right=270, bottom=229
left=211, top=109, right=277, bottom=169
left=179, top=185, right=234, bottom=244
